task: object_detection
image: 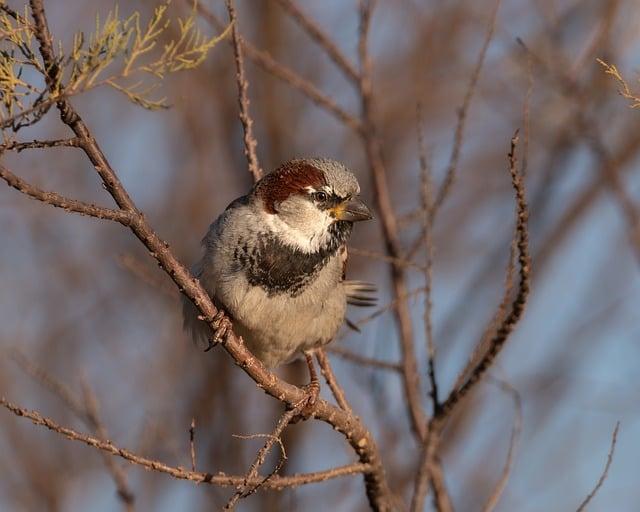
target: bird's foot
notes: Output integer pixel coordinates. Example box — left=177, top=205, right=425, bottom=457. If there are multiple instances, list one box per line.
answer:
left=291, top=351, right=320, bottom=422
left=204, top=311, right=232, bottom=352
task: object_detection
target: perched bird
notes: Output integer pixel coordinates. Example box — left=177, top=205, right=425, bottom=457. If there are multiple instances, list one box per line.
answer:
left=183, top=158, right=374, bottom=396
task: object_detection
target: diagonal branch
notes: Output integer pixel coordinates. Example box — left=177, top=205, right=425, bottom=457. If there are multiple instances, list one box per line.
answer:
left=273, top=0, right=360, bottom=84
left=576, top=422, right=620, bottom=512
left=0, top=164, right=137, bottom=225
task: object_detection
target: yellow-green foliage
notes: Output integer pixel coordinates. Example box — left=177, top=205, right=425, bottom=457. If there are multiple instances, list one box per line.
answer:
left=597, top=58, right=640, bottom=109
left=1, top=1, right=230, bottom=131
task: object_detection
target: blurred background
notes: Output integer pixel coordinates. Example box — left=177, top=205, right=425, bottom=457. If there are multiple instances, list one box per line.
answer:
left=1, top=0, right=640, bottom=510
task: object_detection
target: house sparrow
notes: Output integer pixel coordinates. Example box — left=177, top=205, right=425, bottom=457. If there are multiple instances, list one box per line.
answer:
left=182, top=158, right=373, bottom=395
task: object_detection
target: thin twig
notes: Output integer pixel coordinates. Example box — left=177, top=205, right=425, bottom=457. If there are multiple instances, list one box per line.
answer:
left=417, top=103, right=439, bottom=413
left=316, top=350, right=352, bottom=412
left=8, top=351, right=135, bottom=510
left=482, top=378, right=523, bottom=512
left=225, top=0, right=262, bottom=182
left=576, top=422, right=620, bottom=512
left=189, top=418, right=196, bottom=472
left=273, top=0, right=360, bottom=84
left=431, top=0, right=502, bottom=217
left=327, top=346, right=402, bottom=373
left=224, top=400, right=304, bottom=509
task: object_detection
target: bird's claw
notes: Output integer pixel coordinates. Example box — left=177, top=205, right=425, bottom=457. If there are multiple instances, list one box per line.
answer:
left=204, top=311, right=232, bottom=352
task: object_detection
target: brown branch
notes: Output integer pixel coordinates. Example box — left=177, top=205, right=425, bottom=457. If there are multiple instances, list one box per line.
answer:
left=576, top=422, right=620, bottom=512
left=417, top=104, right=439, bottom=413
left=316, top=350, right=352, bottom=412
left=195, top=2, right=363, bottom=134
left=224, top=402, right=304, bottom=509
left=410, top=424, right=453, bottom=512
left=8, top=351, right=135, bottom=511
left=431, top=0, right=501, bottom=217
left=439, top=130, right=530, bottom=418
left=349, top=247, right=426, bottom=271
left=189, top=418, right=196, bottom=472
left=273, top=0, right=360, bottom=84
left=358, top=0, right=427, bottom=442
left=327, top=346, right=402, bottom=373
left=80, top=378, right=136, bottom=511
left=225, top=0, right=262, bottom=182
left=23, top=2, right=394, bottom=508
left=0, top=164, right=137, bottom=225
left=482, top=378, right=523, bottom=512
left=0, top=137, right=82, bottom=152
left=0, top=397, right=372, bottom=490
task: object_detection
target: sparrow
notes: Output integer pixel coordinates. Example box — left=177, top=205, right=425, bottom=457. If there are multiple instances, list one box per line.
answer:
left=182, top=158, right=374, bottom=397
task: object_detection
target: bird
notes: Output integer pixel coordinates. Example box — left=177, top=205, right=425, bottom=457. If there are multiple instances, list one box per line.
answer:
left=182, top=157, right=374, bottom=403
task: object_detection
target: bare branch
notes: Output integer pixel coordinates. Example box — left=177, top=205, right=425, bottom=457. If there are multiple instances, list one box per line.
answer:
left=482, top=378, right=523, bottom=512
left=576, top=422, right=620, bottom=512
left=0, top=164, right=137, bottom=225
left=189, top=418, right=196, bottom=472
left=273, top=0, right=360, bottom=84
left=194, top=2, right=363, bottom=133
left=225, top=0, right=262, bottom=182
left=224, top=402, right=304, bottom=509
left=417, top=104, right=439, bottom=413
left=0, top=137, right=81, bottom=152
left=440, top=130, right=531, bottom=417
left=327, top=346, right=402, bottom=373
left=431, top=0, right=502, bottom=217
left=316, top=350, right=352, bottom=412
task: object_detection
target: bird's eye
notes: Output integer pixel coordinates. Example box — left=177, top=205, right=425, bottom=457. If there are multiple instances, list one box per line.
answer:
left=314, top=191, right=328, bottom=202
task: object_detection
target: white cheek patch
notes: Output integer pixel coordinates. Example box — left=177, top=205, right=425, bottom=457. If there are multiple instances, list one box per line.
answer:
left=262, top=201, right=334, bottom=254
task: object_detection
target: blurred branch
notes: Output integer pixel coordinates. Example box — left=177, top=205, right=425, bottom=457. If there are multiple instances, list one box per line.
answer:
left=273, top=0, right=360, bottom=84
left=576, top=422, right=620, bottom=512
left=358, top=0, right=427, bottom=442
left=327, top=346, right=402, bottom=373
left=417, top=104, right=439, bottom=413
left=482, top=378, right=523, bottom=512
left=8, top=350, right=135, bottom=511
left=195, top=2, right=363, bottom=133
left=431, top=0, right=501, bottom=219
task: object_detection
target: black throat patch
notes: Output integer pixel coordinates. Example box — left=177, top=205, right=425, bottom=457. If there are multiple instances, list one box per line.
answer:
left=233, top=221, right=352, bottom=297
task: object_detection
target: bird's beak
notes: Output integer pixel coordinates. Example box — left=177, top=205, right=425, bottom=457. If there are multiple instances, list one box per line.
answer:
left=331, top=197, right=373, bottom=222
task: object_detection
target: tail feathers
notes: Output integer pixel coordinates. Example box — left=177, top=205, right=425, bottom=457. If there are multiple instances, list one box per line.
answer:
left=344, top=280, right=377, bottom=308
left=182, top=294, right=213, bottom=350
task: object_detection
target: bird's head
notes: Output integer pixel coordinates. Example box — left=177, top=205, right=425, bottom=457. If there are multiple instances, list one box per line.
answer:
left=254, top=158, right=372, bottom=253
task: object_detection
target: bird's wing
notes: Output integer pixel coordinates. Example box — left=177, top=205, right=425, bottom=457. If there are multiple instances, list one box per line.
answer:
left=344, top=280, right=377, bottom=307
